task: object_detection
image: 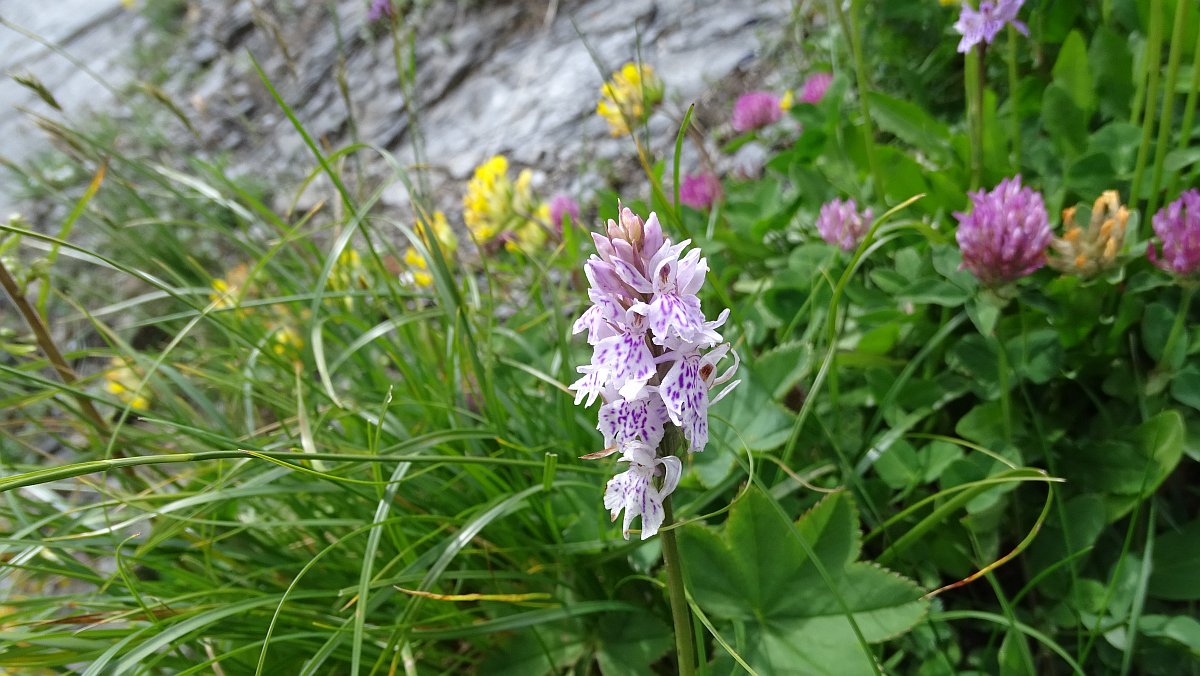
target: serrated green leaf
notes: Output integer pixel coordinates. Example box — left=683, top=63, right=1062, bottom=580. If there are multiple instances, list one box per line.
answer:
left=679, top=489, right=927, bottom=676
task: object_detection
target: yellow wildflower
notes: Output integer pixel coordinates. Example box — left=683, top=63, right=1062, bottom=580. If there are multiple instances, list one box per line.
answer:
left=417, top=210, right=458, bottom=253
left=597, top=63, right=664, bottom=137
left=270, top=325, right=305, bottom=361
left=404, top=246, right=433, bottom=287
left=1048, top=191, right=1129, bottom=277
left=505, top=204, right=550, bottom=255
left=401, top=211, right=461, bottom=288
left=209, top=263, right=251, bottom=312
left=329, top=248, right=369, bottom=310
left=103, top=357, right=149, bottom=410
left=462, top=156, right=537, bottom=243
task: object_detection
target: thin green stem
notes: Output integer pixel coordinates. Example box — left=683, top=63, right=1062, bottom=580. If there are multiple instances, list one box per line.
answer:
left=1130, top=0, right=1164, bottom=219
left=0, top=449, right=608, bottom=494
left=661, top=496, right=696, bottom=676
left=1006, top=25, right=1021, bottom=169
left=0, top=257, right=110, bottom=436
left=1146, top=0, right=1189, bottom=218
left=1158, top=285, right=1196, bottom=372
left=966, top=44, right=986, bottom=190
left=833, top=0, right=884, bottom=196
left=1167, top=19, right=1200, bottom=196
left=995, top=331, right=1012, bottom=444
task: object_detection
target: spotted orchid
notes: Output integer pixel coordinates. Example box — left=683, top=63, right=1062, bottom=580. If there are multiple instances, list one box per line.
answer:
left=570, top=204, right=739, bottom=539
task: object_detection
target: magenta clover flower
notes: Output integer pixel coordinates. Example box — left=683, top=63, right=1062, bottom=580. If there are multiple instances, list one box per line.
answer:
left=732, top=91, right=784, bottom=132
left=548, top=194, right=581, bottom=228
left=1147, top=189, right=1200, bottom=277
left=816, top=198, right=873, bottom=252
left=954, top=0, right=1028, bottom=53
left=799, top=72, right=833, bottom=105
left=570, top=205, right=739, bottom=539
left=679, top=173, right=722, bottom=211
left=367, top=0, right=393, bottom=22
left=954, top=176, right=1052, bottom=286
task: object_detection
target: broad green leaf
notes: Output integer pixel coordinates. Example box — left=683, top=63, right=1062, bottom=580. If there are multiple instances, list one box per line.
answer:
left=1141, top=302, right=1186, bottom=365
left=1041, top=84, right=1088, bottom=156
left=1089, top=26, right=1134, bottom=119
left=1163, top=147, right=1200, bottom=173
left=1170, top=364, right=1200, bottom=411
left=709, top=369, right=795, bottom=456
left=596, top=613, right=673, bottom=675
left=1052, top=31, right=1094, bottom=112
left=947, top=335, right=1001, bottom=399
left=900, top=279, right=970, bottom=307
left=1137, top=614, right=1200, bottom=654
left=1065, top=152, right=1117, bottom=198
left=1029, top=494, right=1108, bottom=597
left=1006, top=329, right=1062, bottom=384
left=679, top=489, right=927, bottom=675
left=1149, top=518, right=1200, bottom=600
left=755, top=341, right=813, bottom=400
left=870, top=91, right=952, bottom=161
left=1060, top=411, right=1185, bottom=521
left=1087, top=122, right=1142, bottom=176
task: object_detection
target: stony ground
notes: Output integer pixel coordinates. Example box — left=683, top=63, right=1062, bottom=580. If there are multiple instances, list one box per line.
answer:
left=1, top=0, right=795, bottom=217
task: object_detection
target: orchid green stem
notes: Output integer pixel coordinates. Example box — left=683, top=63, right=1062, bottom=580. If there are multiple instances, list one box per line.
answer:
left=966, top=44, right=986, bottom=190
left=661, top=495, right=696, bottom=676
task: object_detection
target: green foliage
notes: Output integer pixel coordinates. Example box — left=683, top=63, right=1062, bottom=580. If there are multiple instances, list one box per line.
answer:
left=1, top=0, right=1198, bottom=673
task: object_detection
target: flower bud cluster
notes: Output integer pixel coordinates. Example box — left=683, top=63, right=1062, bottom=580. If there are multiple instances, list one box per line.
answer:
left=571, top=206, right=739, bottom=539
left=1048, top=191, right=1129, bottom=277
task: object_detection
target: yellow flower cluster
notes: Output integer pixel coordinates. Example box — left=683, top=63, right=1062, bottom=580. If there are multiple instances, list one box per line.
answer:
left=209, top=264, right=251, bottom=313
left=463, top=155, right=538, bottom=244
left=505, top=203, right=551, bottom=255
left=1048, top=191, right=1129, bottom=277
left=596, top=63, right=664, bottom=137
left=405, top=210, right=458, bottom=287
left=329, top=249, right=368, bottom=310
left=103, top=357, right=149, bottom=410
left=270, top=325, right=305, bottom=360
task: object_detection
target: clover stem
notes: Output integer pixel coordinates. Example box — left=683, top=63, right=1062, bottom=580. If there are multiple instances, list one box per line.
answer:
left=1158, top=285, right=1196, bottom=373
